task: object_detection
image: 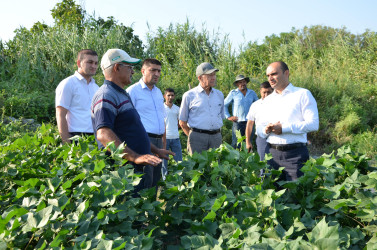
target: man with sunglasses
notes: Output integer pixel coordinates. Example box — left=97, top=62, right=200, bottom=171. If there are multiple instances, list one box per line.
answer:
left=91, top=49, right=173, bottom=193
left=126, top=58, right=166, bottom=189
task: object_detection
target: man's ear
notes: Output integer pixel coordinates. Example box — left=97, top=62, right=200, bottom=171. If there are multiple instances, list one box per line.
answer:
left=77, top=60, right=81, bottom=69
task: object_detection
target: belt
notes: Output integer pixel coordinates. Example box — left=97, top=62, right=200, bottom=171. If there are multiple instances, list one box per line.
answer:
left=147, top=133, right=163, bottom=139
left=191, top=128, right=221, bottom=135
left=70, top=132, right=94, bottom=136
left=268, top=143, right=307, bottom=151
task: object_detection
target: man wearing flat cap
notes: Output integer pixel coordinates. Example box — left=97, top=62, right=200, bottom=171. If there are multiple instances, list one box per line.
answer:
left=224, top=74, right=258, bottom=148
left=179, top=62, right=225, bottom=155
left=91, top=48, right=173, bottom=193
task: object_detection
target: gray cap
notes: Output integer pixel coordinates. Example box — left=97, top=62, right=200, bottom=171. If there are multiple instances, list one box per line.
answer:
left=233, top=74, right=250, bottom=86
left=196, top=62, right=219, bottom=77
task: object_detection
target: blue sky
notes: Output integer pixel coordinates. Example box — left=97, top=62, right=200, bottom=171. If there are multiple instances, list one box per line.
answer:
left=1, top=0, right=376, bottom=48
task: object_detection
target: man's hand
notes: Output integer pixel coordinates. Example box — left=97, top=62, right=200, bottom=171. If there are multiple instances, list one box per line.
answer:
left=155, top=148, right=175, bottom=160
left=265, top=122, right=282, bottom=135
left=134, top=154, right=162, bottom=166
left=227, top=116, right=238, bottom=122
left=246, top=141, right=253, bottom=153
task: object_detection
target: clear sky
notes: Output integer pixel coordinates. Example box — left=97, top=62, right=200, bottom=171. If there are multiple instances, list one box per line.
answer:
left=1, top=0, right=376, bottom=48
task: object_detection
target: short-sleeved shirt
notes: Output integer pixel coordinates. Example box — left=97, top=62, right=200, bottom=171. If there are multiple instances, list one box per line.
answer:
left=179, top=84, right=225, bottom=130
left=91, top=80, right=151, bottom=155
left=224, top=88, right=258, bottom=122
left=55, top=71, right=99, bottom=133
left=246, top=99, right=264, bottom=135
left=164, top=103, right=180, bottom=139
left=126, top=79, right=165, bottom=135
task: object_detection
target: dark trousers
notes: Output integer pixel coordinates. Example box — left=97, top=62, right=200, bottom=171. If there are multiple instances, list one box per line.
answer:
left=268, top=145, right=309, bottom=181
left=144, top=136, right=163, bottom=189
left=231, top=121, right=249, bottom=148
left=256, top=136, right=269, bottom=161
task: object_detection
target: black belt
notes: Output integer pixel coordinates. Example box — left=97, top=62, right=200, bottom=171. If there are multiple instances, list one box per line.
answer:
left=147, top=133, right=163, bottom=139
left=268, top=143, right=306, bottom=151
left=191, top=128, right=220, bottom=135
left=70, top=132, right=94, bottom=136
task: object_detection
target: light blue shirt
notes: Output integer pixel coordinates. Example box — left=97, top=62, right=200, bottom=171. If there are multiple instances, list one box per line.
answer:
left=179, top=84, right=225, bottom=130
left=126, top=79, right=165, bottom=135
left=224, top=88, right=258, bottom=122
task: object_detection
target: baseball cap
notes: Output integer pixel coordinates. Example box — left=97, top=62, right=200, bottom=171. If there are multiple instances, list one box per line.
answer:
left=101, top=48, right=141, bottom=71
left=196, top=62, right=219, bottom=77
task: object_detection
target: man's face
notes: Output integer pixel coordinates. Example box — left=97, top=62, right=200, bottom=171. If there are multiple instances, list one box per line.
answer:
left=266, top=62, right=289, bottom=92
left=164, top=91, right=175, bottom=104
left=142, top=64, right=161, bottom=85
left=199, top=72, right=217, bottom=89
left=236, top=79, right=247, bottom=91
left=260, top=87, right=273, bottom=99
left=78, top=54, right=98, bottom=78
left=117, top=63, right=135, bottom=86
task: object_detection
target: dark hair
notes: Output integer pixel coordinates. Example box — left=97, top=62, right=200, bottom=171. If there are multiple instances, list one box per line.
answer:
left=277, top=61, right=289, bottom=72
left=142, top=58, right=162, bottom=67
left=165, top=88, right=175, bottom=94
left=260, top=81, right=271, bottom=89
left=77, top=49, right=98, bottom=61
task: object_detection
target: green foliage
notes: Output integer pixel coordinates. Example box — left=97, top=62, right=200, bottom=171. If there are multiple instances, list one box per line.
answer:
left=0, top=123, right=376, bottom=249
left=51, top=0, right=85, bottom=30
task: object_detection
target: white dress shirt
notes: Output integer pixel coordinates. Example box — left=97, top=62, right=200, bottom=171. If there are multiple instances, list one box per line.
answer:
left=55, top=71, right=99, bottom=133
left=256, top=83, right=319, bottom=144
left=126, top=79, right=165, bottom=135
left=179, top=84, right=225, bottom=130
left=246, top=98, right=264, bottom=135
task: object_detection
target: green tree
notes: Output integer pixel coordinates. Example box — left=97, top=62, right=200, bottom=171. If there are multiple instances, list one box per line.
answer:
left=51, top=0, right=85, bottom=30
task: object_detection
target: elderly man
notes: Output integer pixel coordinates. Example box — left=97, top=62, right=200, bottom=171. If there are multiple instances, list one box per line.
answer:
left=224, top=75, right=258, bottom=148
left=55, top=49, right=99, bottom=143
left=256, top=61, right=319, bottom=181
left=245, top=81, right=273, bottom=160
left=91, top=49, right=173, bottom=193
left=126, top=58, right=165, bottom=188
left=179, top=62, right=225, bottom=155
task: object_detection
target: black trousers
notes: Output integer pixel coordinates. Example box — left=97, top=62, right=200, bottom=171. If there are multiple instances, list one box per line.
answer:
left=268, top=145, right=309, bottom=181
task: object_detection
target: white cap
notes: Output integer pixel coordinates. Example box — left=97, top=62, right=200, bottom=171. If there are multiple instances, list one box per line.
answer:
left=101, top=48, right=141, bottom=71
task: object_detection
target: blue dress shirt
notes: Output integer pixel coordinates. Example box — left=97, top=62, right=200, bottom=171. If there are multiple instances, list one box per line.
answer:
left=224, top=88, right=258, bottom=122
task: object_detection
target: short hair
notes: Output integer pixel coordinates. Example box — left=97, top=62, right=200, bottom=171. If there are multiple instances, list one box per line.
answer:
left=260, top=81, right=271, bottom=89
left=277, top=61, right=289, bottom=72
left=142, top=58, right=162, bottom=67
left=165, top=88, right=175, bottom=94
left=77, top=49, right=98, bottom=61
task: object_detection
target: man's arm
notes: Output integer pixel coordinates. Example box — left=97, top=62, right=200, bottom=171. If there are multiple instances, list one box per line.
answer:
left=96, top=127, right=162, bottom=166
left=179, top=120, right=190, bottom=136
left=224, top=91, right=238, bottom=122
left=56, top=106, right=71, bottom=144
left=150, top=142, right=174, bottom=160
left=245, top=120, right=255, bottom=153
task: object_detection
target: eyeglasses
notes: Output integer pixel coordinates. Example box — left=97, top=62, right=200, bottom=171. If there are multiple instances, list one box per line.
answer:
left=117, top=63, right=134, bottom=70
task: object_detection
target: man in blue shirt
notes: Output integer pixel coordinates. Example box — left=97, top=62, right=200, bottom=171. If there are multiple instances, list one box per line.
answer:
left=224, top=75, right=258, bottom=148
left=91, top=49, right=173, bottom=193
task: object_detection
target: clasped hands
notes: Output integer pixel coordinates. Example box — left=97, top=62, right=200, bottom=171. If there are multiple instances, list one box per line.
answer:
left=264, top=121, right=282, bottom=135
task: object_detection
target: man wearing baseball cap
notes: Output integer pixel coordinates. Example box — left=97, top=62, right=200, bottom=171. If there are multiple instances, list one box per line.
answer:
left=91, top=48, right=173, bottom=193
left=224, top=74, right=258, bottom=148
left=179, top=62, right=225, bottom=154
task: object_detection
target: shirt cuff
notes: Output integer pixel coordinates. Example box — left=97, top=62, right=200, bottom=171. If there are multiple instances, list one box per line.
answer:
left=282, top=123, right=290, bottom=133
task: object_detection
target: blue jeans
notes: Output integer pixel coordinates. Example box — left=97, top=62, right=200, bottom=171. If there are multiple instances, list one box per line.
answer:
left=163, top=138, right=182, bottom=178
left=231, top=121, right=248, bottom=148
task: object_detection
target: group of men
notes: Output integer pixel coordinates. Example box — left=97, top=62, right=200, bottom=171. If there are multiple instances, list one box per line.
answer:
left=55, top=48, right=319, bottom=194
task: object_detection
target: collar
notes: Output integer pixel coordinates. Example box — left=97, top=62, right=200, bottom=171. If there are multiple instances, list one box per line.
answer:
left=104, top=80, right=127, bottom=93
left=273, top=83, right=293, bottom=96
left=197, top=84, right=213, bottom=94
left=74, top=71, right=93, bottom=84
left=139, top=78, right=155, bottom=90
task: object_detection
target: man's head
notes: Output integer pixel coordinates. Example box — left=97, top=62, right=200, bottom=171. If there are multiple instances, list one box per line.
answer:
left=141, top=58, right=162, bottom=86
left=233, top=74, right=250, bottom=92
left=77, top=49, right=98, bottom=79
left=101, top=49, right=141, bottom=87
left=266, top=61, right=290, bottom=93
left=164, top=88, right=176, bottom=104
left=196, top=62, right=219, bottom=90
left=260, top=81, right=273, bottom=99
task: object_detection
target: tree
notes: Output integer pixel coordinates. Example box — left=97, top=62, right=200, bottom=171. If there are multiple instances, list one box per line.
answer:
left=51, top=0, right=85, bottom=30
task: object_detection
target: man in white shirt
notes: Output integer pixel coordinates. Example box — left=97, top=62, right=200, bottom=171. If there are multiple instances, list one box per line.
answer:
left=55, top=49, right=99, bottom=144
left=256, top=61, right=319, bottom=181
left=179, top=62, right=225, bottom=155
left=245, top=81, right=273, bottom=160
left=126, top=58, right=166, bottom=189
left=163, top=88, right=183, bottom=178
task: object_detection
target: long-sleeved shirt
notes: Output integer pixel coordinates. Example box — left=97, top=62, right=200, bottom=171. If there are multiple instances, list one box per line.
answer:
left=256, top=83, right=319, bottom=144
left=224, top=88, right=258, bottom=122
